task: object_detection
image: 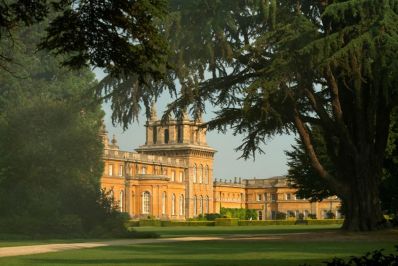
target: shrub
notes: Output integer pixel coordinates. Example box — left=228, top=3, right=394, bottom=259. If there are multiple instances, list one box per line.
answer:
left=205, top=213, right=222, bottom=221
left=215, top=218, right=239, bottom=226
left=307, top=213, right=317, bottom=219
left=325, top=210, right=336, bottom=219
left=306, top=219, right=344, bottom=225
left=161, top=221, right=215, bottom=227
left=220, top=208, right=258, bottom=220
left=139, top=219, right=161, bottom=227
left=126, top=220, right=140, bottom=227
left=238, top=220, right=296, bottom=226
left=276, top=212, right=287, bottom=220
left=301, top=246, right=398, bottom=266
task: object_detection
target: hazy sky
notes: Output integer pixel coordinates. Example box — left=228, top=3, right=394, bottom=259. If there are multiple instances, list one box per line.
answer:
left=98, top=71, right=296, bottom=180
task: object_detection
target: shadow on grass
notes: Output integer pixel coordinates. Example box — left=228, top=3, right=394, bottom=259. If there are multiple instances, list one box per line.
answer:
left=21, top=240, right=396, bottom=266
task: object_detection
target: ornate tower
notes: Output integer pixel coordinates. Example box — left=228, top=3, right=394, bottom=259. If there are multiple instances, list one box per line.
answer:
left=136, top=105, right=216, bottom=218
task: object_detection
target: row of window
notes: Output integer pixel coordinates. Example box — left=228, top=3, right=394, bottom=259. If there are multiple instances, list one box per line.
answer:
left=193, top=195, right=210, bottom=216
left=255, top=193, right=301, bottom=202
left=107, top=164, right=185, bottom=182
left=142, top=192, right=210, bottom=217
left=192, top=164, right=210, bottom=184
left=153, top=125, right=184, bottom=144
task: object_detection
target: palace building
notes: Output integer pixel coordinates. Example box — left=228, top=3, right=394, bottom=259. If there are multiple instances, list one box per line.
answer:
left=100, top=108, right=341, bottom=220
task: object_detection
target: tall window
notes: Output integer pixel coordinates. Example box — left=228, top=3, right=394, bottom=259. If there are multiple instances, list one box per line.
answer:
left=142, top=191, right=150, bottom=214
left=199, top=196, right=203, bottom=215
left=179, top=194, right=184, bottom=215
left=258, top=211, right=263, bottom=220
left=153, top=126, right=157, bottom=144
left=142, top=166, right=147, bottom=174
left=171, top=194, right=176, bottom=215
left=257, top=194, right=262, bottom=201
left=271, top=193, right=277, bottom=202
left=286, top=193, right=292, bottom=200
left=179, top=171, right=183, bottom=182
left=162, top=192, right=166, bottom=215
left=108, top=164, right=113, bottom=176
left=171, top=171, right=175, bottom=182
left=164, top=129, right=169, bottom=143
left=119, top=191, right=124, bottom=212
left=193, top=164, right=197, bottom=183
left=205, top=195, right=209, bottom=214
left=119, top=165, right=123, bottom=177
left=193, top=196, right=197, bottom=216
left=177, top=125, right=183, bottom=143
left=204, top=165, right=209, bottom=184
left=199, top=164, right=203, bottom=183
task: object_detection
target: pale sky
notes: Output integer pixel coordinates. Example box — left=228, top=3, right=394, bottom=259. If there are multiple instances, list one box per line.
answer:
left=97, top=70, right=295, bottom=180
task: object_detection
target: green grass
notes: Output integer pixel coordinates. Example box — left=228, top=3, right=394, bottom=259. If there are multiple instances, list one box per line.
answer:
left=0, top=225, right=396, bottom=265
left=0, top=239, right=395, bottom=265
left=133, top=224, right=342, bottom=237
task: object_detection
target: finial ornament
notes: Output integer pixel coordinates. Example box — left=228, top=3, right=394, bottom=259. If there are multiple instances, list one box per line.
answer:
left=150, top=101, right=158, bottom=121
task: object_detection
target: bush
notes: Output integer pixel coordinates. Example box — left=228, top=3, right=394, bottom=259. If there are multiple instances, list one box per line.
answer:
left=307, top=213, right=317, bottom=219
left=161, top=221, right=215, bottom=227
left=325, top=210, right=336, bottom=219
left=276, top=212, right=287, bottom=220
left=301, top=246, right=398, bottom=266
left=306, top=219, right=344, bottom=225
left=220, top=208, right=258, bottom=220
left=205, top=213, right=222, bottom=221
left=238, top=220, right=296, bottom=226
left=126, top=220, right=140, bottom=227
left=139, top=219, right=162, bottom=227
left=215, top=218, right=239, bottom=226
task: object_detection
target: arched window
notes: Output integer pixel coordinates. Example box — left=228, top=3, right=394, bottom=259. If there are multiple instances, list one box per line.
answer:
left=199, top=164, right=203, bottom=183
left=193, top=195, right=197, bottom=216
left=142, top=191, right=150, bottom=214
left=204, top=165, right=209, bottom=184
left=119, top=191, right=124, bottom=212
left=164, top=129, right=169, bottom=143
left=179, top=194, right=184, bottom=215
left=199, top=195, right=203, bottom=215
left=171, top=194, right=176, bottom=215
left=193, top=164, right=197, bottom=183
left=162, top=192, right=166, bottom=215
left=205, top=195, right=209, bottom=214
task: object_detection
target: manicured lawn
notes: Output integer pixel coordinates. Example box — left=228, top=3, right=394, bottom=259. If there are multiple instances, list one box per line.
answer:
left=134, top=224, right=342, bottom=237
left=0, top=239, right=396, bottom=266
left=0, top=226, right=396, bottom=265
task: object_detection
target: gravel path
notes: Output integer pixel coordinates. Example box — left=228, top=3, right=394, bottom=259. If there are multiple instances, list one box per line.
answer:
left=0, top=237, right=223, bottom=258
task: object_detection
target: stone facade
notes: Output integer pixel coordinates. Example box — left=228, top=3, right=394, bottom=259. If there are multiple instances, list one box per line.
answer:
left=101, top=113, right=341, bottom=220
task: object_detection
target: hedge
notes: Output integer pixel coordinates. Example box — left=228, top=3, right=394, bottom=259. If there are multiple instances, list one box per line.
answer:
left=238, top=220, right=296, bottom=226
left=128, top=218, right=344, bottom=227
left=238, top=219, right=344, bottom=226
left=125, top=220, right=139, bottom=227
left=306, top=219, right=344, bottom=225
left=161, top=221, right=215, bottom=227
left=138, top=219, right=162, bottom=227
left=215, top=218, right=239, bottom=226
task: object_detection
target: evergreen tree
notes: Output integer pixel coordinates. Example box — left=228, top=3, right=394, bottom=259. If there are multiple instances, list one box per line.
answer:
left=136, top=0, right=397, bottom=231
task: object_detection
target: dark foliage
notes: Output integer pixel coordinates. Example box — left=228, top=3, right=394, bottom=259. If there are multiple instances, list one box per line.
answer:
left=301, top=246, right=398, bottom=266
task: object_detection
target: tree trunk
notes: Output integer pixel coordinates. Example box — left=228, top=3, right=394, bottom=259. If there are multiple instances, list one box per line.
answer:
left=340, top=155, right=386, bottom=231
